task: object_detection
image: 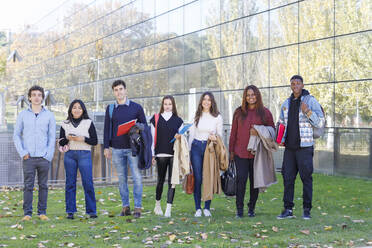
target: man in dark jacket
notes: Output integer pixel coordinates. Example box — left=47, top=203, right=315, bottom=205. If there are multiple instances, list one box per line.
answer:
left=103, top=80, right=147, bottom=218
left=276, top=75, right=324, bottom=220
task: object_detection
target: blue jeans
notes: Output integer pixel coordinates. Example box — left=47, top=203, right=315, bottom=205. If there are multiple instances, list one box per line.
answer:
left=64, top=150, right=96, bottom=215
left=190, top=140, right=211, bottom=210
left=112, top=148, right=142, bottom=208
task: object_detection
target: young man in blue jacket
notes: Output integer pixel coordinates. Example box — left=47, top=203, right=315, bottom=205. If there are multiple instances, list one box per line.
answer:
left=103, top=80, right=147, bottom=218
left=13, top=85, right=56, bottom=221
left=277, top=75, right=325, bottom=220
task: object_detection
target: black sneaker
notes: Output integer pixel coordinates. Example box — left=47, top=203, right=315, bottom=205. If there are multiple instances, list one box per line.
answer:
left=302, top=209, right=311, bottom=220
left=235, top=212, right=243, bottom=218
left=67, top=213, right=74, bottom=219
left=248, top=209, right=255, bottom=217
left=277, top=209, right=294, bottom=219
left=89, top=214, right=98, bottom=219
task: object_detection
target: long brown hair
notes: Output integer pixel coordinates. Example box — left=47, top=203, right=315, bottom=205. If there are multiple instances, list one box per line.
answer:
left=159, top=95, right=178, bottom=116
left=236, top=85, right=266, bottom=124
left=194, top=92, right=220, bottom=127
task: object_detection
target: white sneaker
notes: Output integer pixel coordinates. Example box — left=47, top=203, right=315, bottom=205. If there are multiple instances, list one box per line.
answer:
left=154, top=201, right=163, bottom=216
left=203, top=209, right=212, bottom=217
left=194, top=209, right=202, bottom=217
left=164, top=203, right=172, bottom=217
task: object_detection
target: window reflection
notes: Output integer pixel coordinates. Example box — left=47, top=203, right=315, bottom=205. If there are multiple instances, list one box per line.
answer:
left=270, top=45, right=298, bottom=86
left=270, top=4, right=298, bottom=47
left=299, top=39, right=334, bottom=83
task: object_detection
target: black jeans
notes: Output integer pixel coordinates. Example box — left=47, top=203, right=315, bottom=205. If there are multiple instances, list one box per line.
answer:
left=23, top=157, right=50, bottom=216
left=281, top=146, right=314, bottom=210
left=155, top=157, right=175, bottom=204
left=235, top=156, right=259, bottom=215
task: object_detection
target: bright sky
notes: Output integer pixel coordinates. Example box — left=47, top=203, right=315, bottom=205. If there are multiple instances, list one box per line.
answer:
left=0, top=0, right=65, bottom=31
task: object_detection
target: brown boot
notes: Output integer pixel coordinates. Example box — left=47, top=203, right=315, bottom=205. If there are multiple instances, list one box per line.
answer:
left=134, top=208, right=141, bottom=218
left=120, top=206, right=131, bottom=216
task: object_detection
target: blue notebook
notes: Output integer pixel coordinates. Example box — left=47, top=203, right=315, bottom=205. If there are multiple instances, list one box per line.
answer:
left=170, top=123, right=193, bottom=143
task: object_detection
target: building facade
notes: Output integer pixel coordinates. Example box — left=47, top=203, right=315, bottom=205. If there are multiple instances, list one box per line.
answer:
left=1, top=0, right=371, bottom=180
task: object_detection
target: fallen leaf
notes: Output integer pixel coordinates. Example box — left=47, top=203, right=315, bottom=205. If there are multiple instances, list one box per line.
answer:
left=324, top=226, right=332, bottom=231
left=352, top=219, right=365, bottom=223
left=169, top=234, right=176, bottom=241
left=200, top=233, right=208, bottom=240
left=300, top=230, right=310, bottom=235
left=272, top=226, right=278, bottom=232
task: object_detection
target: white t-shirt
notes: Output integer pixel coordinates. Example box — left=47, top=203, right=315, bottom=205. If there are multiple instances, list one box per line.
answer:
left=188, top=112, right=223, bottom=150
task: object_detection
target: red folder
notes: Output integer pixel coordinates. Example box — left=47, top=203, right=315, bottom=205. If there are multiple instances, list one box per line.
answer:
left=276, top=123, right=285, bottom=144
left=117, top=119, right=137, bottom=136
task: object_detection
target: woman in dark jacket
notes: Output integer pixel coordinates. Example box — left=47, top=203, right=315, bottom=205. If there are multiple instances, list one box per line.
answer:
left=229, top=85, right=274, bottom=218
left=150, top=95, right=183, bottom=217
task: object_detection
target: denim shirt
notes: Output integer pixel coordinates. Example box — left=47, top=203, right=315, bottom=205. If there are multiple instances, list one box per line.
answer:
left=13, top=107, right=56, bottom=162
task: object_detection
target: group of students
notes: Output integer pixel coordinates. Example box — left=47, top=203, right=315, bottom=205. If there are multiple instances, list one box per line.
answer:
left=13, top=74, right=325, bottom=221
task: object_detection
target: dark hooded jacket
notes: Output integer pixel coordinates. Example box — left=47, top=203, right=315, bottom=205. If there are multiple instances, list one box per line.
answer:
left=128, top=123, right=152, bottom=170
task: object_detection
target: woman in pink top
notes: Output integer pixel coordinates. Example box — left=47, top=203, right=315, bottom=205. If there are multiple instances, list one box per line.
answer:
left=229, top=85, right=274, bottom=218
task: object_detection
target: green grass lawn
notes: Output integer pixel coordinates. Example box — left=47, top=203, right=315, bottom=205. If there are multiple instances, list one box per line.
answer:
left=0, top=173, right=371, bottom=247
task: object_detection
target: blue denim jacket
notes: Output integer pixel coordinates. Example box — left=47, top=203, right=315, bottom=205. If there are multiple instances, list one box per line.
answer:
left=278, top=94, right=325, bottom=147
left=13, top=107, right=56, bottom=162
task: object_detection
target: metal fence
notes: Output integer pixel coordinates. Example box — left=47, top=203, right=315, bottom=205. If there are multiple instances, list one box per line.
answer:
left=1, top=126, right=371, bottom=187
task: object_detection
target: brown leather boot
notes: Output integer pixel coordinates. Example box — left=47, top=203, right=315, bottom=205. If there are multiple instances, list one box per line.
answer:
left=120, top=206, right=131, bottom=216
left=134, top=208, right=141, bottom=218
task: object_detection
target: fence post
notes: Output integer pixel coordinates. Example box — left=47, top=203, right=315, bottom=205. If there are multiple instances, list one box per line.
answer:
left=334, top=127, right=340, bottom=172
left=369, top=129, right=372, bottom=171
left=101, top=145, right=106, bottom=182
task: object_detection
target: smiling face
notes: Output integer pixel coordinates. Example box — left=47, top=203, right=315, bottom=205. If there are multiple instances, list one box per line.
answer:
left=245, top=89, right=257, bottom=106
left=202, top=94, right=212, bottom=112
left=29, top=90, right=43, bottom=106
left=71, top=102, right=83, bottom=119
left=163, top=99, right=173, bottom=112
left=113, top=84, right=127, bottom=102
left=290, top=79, right=304, bottom=97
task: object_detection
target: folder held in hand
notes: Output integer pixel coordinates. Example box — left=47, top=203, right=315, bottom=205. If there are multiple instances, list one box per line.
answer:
left=117, top=119, right=137, bottom=136
left=170, top=123, right=193, bottom=143
left=276, top=123, right=285, bottom=144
